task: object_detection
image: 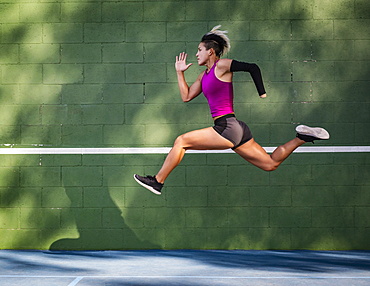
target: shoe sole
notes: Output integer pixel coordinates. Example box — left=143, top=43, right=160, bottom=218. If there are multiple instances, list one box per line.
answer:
left=133, top=174, right=161, bottom=195
left=296, top=125, right=330, bottom=140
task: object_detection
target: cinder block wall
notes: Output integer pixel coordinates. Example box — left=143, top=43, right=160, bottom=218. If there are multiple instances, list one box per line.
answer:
left=0, top=0, right=369, bottom=250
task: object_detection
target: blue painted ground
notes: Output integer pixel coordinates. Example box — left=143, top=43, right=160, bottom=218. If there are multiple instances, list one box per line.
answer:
left=0, top=250, right=369, bottom=285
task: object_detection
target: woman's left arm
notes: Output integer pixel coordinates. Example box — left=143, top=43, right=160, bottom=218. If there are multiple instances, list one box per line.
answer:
left=228, top=59, right=267, bottom=98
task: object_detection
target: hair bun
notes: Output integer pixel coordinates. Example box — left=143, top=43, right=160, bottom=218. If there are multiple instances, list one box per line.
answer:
left=203, top=25, right=231, bottom=55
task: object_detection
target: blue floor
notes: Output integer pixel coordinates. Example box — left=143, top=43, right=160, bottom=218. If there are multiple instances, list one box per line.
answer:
left=0, top=250, right=369, bottom=285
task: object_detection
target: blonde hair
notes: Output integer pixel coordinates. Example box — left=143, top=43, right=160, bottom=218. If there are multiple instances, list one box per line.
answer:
left=201, top=25, right=231, bottom=56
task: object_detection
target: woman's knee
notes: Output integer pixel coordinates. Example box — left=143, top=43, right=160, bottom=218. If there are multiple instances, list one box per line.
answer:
left=261, top=161, right=279, bottom=172
left=174, top=134, right=187, bottom=147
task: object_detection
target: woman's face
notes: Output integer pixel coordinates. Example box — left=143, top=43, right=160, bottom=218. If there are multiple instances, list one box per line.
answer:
left=196, top=42, right=209, bottom=66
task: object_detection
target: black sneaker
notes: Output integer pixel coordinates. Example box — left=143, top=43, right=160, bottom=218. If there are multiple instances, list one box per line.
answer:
left=133, top=174, right=163, bottom=195
left=296, top=125, right=330, bottom=143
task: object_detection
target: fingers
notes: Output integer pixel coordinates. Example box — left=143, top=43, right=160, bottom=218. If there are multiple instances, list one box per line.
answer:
left=176, top=52, right=187, bottom=62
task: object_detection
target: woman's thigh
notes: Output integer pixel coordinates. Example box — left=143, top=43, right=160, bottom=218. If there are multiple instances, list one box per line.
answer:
left=179, top=127, right=234, bottom=150
left=233, top=138, right=277, bottom=171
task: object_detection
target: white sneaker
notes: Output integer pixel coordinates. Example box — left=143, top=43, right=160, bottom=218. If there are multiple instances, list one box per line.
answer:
left=296, top=125, right=330, bottom=143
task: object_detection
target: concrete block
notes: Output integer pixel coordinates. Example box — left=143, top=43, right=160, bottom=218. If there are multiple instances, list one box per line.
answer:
left=20, top=207, right=60, bottom=229
left=250, top=21, right=291, bottom=40
left=0, top=105, right=40, bottom=125
left=185, top=1, right=229, bottom=21
left=61, top=208, right=102, bottom=229
left=20, top=3, right=61, bottom=22
left=313, top=0, right=354, bottom=19
left=21, top=167, right=60, bottom=187
left=260, top=60, right=291, bottom=82
left=82, top=155, right=124, bottom=166
left=292, top=20, right=334, bottom=40
left=335, top=61, right=369, bottom=81
left=41, top=105, right=82, bottom=125
left=42, top=187, right=82, bottom=208
left=85, top=23, right=125, bottom=43
left=229, top=0, right=269, bottom=20
left=291, top=228, right=333, bottom=249
left=270, top=41, right=312, bottom=61
left=0, top=126, right=20, bottom=143
left=40, top=155, right=81, bottom=167
left=18, top=84, right=62, bottom=104
left=355, top=0, right=370, bottom=19
left=21, top=125, right=61, bottom=145
left=0, top=44, right=19, bottom=63
left=2, top=24, right=42, bottom=43
left=292, top=186, right=335, bottom=206
left=82, top=104, right=124, bottom=125
left=250, top=186, right=292, bottom=206
left=126, top=23, right=166, bottom=42
left=124, top=186, right=165, bottom=208
left=185, top=207, right=228, bottom=227
left=103, top=166, right=138, bottom=187
left=207, top=186, right=249, bottom=207
left=167, top=22, right=208, bottom=42
left=312, top=40, right=354, bottom=60
left=62, top=125, right=103, bottom=145
left=231, top=41, right=270, bottom=61
left=62, top=166, right=102, bottom=187
left=62, top=3, right=101, bottom=23
left=102, top=2, right=143, bottom=22
left=270, top=207, right=312, bottom=227
left=292, top=61, right=335, bottom=81
left=312, top=207, right=354, bottom=227
left=165, top=187, right=208, bottom=207
left=84, top=64, right=125, bottom=84
left=61, top=44, right=101, bottom=63
left=102, top=84, right=144, bottom=104
left=0, top=4, right=19, bottom=23
left=186, top=166, right=228, bottom=186
left=144, top=207, right=186, bottom=228
left=312, top=165, right=354, bottom=186
left=227, top=165, right=270, bottom=186
left=103, top=124, right=145, bottom=146
left=334, top=19, right=370, bottom=39
left=228, top=207, right=269, bottom=227
left=61, top=84, right=102, bottom=104
left=145, top=42, right=185, bottom=63
left=103, top=43, right=143, bottom=63
left=2, top=64, right=42, bottom=84
left=144, top=1, right=186, bottom=21
left=250, top=103, right=292, bottom=123
left=43, top=23, right=83, bottom=43
left=0, top=208, right=19, bottom=228
left=269, top=0, right=313, bottom=19
left=354, top=40, right=370, bottom=60
left=43, top=64, right=83, bottom=84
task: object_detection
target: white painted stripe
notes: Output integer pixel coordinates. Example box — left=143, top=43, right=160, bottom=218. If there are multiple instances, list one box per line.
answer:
left=0, top=275, right=369, bottom=279
left=68, top=277, right=83, bottom=286
left=0, top=146, right=369, bottom=154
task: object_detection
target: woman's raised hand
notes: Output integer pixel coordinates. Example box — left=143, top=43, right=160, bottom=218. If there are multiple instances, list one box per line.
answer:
left=175, top=52, right=193, bottom=72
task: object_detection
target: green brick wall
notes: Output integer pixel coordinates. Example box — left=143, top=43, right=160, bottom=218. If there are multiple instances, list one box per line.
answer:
left=0, top=0, right=369, bottom=250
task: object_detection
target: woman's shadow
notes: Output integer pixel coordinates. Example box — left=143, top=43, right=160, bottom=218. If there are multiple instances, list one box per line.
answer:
left=50, top=186, right=158, bottom=250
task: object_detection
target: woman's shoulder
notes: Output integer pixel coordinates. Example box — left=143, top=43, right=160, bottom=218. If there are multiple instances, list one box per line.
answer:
left=216, top=58, right=233, bottom=71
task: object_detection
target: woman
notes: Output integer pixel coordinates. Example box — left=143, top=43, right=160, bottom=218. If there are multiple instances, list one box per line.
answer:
left=134, top=25, right=329, bottom=195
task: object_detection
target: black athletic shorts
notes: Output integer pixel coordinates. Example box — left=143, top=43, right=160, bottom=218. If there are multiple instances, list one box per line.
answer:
left=213, top=114, right=253, bottom=150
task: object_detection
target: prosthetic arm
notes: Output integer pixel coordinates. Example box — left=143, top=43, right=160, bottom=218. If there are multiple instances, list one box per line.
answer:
left=230, top=60, right=266, bottom=96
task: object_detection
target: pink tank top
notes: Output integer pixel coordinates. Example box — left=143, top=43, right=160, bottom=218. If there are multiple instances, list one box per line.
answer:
left=201, top=62, right=234, bottom=117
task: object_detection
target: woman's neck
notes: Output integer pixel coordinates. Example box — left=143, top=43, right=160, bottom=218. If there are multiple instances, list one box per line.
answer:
left=206, top=57, right=220, bottom=72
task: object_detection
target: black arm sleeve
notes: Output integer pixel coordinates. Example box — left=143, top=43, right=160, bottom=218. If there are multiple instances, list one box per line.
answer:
left=230, top=60, right=266, bottom=96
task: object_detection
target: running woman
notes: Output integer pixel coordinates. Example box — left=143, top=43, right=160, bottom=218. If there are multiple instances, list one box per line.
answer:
left=134, top=25, right=329, bottom=195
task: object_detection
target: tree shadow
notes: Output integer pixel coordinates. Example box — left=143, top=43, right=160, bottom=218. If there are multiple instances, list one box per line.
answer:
left=0, top=0, right=369, bottom=251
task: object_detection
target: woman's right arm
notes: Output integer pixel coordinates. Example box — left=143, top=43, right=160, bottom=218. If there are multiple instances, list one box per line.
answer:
left=175, top=52, right=203, bottom=102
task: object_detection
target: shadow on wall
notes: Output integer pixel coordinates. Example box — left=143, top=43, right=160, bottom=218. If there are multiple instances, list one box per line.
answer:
left=0, top=0, right=369, bottom=250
